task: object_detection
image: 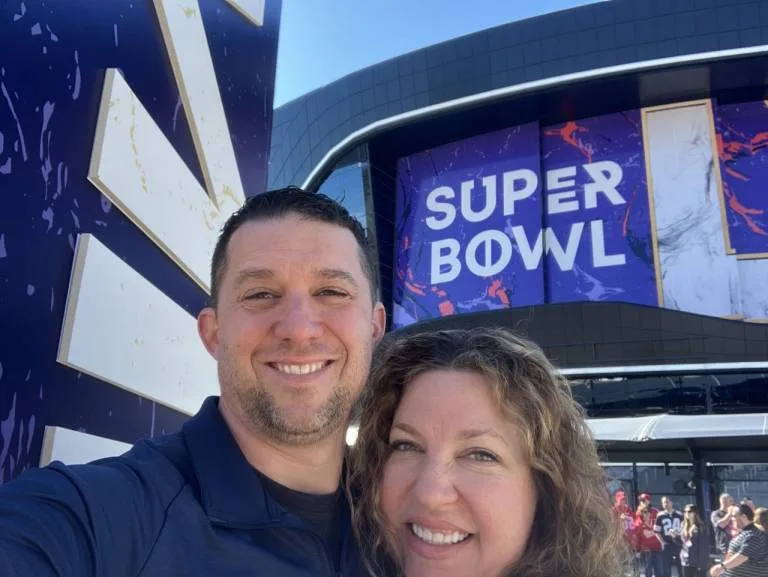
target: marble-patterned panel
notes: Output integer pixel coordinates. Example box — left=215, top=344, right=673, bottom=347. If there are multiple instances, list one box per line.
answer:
left=645, top=104, right=742, bottom=317
left=739, top=259, right=768, bottom=321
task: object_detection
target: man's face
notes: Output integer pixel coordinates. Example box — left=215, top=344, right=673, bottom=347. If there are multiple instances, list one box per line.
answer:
left=721, top=495, right=734, bottom=509
left=198, top=215, right=386, bottom=444
left=662, top=497, right=672, bottom=512
left=734, top=510, right=750, bottom=530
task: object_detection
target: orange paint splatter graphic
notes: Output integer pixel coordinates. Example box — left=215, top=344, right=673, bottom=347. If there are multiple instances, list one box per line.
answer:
left=487, top=279, right=510, bottom=306
left=404, top=267, right=427, bottom=296
left=622, top=187, right=638, bottom=237
left=725, top=166, right=749, bottom=182
left=717, top=123, right=768, bottom=238
left=438, top=300, right=455, bottom=316
left=545, top=121, right=592, bottom=163
left=726, top=184, right=767, bottom=237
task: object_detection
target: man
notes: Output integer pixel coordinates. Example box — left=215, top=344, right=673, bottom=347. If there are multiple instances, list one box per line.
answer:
left=0, top=188, right=386, bottom=576
left=635, top=494, right=663, bottom=577
left=713, top=493, right=736, bottom=557
left=640, top=492, right=660, bottom=522
left=654, top=496, right=684, bottom=577
left=710, top=504, right=768, bottom=577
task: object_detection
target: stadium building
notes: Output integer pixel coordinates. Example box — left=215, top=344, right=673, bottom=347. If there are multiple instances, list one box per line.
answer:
left=268, top=0, right=768, bottom=513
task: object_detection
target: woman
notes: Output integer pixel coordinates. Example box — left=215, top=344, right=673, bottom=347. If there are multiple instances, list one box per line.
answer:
left=755, top=507, right=768, bottom=532
left=348, top=327, right=627, bottom=577
left=679, top=504, right=708, bottom=577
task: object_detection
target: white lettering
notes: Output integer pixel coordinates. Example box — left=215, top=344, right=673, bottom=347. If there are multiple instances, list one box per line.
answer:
left=510, top=225, right=544, bottom=271
left=545, top=222, right=584, bottom=271
left=465, top=230, right=512, bottom=278
left=583, top=161, right=625, bottom=209
left=502, top=169, right=538, bottom=215
left=431, top=238, right=461, bottom=283
left=591, top=220, right=626, bottom=267
left=545, top=166, right=579, bottom=215
left=460, top=175, right=497, bottom=223
left=425, top=186, right=456, bottom=230
left=547, top=190, right=579, bottom=214
left=546, top=166, right=576, bottom=191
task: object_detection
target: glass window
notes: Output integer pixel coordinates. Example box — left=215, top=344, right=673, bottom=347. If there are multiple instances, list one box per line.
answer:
left=710, top=373, right=768, bottom=414
left=710, top=464, right=768, bottom=510
left=634, top=464, right=696, bottom=510
left=316, top=144, right=375, bottom=233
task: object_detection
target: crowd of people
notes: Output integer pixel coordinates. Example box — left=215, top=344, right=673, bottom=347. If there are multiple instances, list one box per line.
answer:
left=615, top=490, right=768, bottom=577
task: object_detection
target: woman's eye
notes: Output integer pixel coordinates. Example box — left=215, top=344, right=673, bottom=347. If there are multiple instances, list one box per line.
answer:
left=389, top=440, right=419, bottom=452
left=467, top=449, right=499, bottom=463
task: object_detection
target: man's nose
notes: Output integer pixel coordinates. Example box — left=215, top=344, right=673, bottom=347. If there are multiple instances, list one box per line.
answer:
left=272, top=293, right=324, bottom=342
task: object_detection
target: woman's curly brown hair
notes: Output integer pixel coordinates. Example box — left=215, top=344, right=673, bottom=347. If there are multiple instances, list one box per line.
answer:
left=347, top=327, right=628, bottom=577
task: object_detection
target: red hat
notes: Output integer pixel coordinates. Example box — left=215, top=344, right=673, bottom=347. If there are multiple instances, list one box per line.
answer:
left=639, top=493, right=652, bottom=502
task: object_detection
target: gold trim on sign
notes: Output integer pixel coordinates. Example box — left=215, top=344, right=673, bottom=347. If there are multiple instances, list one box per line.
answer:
left=641, top=99, right=712, bottom=114
left=737, top=252, right=768, bottom=260
left=705, top=100, right=734, bottom=256
left=640, top=107, right=664, bottom=308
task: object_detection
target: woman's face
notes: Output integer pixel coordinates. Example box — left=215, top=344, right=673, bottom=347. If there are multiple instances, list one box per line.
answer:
left=379, top=369, right=537, bottom=577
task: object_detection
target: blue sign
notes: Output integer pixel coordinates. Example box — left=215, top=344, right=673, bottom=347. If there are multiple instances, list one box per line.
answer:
left=0, top=0, right=281, bottom=482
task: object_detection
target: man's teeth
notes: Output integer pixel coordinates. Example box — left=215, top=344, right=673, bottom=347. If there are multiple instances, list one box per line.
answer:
left=411, top=523, right=469, bottom=545
left=274, top=362, right=326, bottom=375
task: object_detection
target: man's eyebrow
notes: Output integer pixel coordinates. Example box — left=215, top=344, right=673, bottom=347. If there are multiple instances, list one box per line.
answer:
left=233, top=268, right=274, bottom=287
left=315, top=268, right=359, bottom=289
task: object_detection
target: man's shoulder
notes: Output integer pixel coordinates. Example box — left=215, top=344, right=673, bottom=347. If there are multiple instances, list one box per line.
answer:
left=4, top=430, right=190, bottom=510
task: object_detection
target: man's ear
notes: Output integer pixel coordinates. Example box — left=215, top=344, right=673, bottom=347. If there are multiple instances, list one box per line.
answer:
left=371, top=302, right=386, bottom=344
left=197, top=306, right=220, bottom=358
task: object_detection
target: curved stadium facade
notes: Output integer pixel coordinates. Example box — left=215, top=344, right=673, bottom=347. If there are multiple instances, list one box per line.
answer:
left=268, top=0, right=768, bottom=508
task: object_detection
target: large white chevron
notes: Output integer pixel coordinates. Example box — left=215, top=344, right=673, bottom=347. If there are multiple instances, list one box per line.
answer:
left=88, top=0, right=261, bottom=291
left=58, top=234, right=218, bottom=415
left=40, top=427, right=132, bottom=466
left=224, top=0, right=265, bottom=26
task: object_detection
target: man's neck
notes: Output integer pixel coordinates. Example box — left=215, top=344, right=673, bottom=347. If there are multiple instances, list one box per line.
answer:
left=218, top=398, right=346, bottom=495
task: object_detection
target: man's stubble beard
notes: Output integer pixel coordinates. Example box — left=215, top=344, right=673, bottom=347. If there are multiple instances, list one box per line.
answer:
left=217, top=342, right=371, bottom=446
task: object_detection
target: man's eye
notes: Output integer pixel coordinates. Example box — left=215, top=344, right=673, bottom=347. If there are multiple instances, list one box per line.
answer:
left=245, top=292, right=277, bottom=300
left=317, top=289, right=349, bottom=297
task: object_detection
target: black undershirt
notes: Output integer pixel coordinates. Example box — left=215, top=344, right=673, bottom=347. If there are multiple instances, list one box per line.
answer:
left=256, top=471, right=343, bottom=567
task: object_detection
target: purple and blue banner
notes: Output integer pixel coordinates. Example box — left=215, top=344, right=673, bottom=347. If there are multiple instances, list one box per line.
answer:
left=542, top=111, right=657, bottom=305
left=394, top=122, right=544, bottom=328
left=715, top=101, right=768, bottom=256
left=393, top=110, right=658, bottom=328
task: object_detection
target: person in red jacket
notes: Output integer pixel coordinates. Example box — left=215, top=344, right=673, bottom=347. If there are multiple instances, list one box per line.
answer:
left=614, top=490, right=635, bottom=533
left=634, top=494, right=664, bottom=576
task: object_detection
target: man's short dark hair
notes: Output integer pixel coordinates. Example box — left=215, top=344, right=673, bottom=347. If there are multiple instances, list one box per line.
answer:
left=739, top=504, right=755, bottom=521
left=209, top=186, right=378, bottom=307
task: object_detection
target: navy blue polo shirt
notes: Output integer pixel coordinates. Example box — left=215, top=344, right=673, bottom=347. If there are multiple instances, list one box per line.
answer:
left=0, top=396, right=364, bottom=576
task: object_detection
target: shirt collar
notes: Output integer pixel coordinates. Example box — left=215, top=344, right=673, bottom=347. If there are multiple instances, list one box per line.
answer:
left=182, top=396, right=283, bottom=526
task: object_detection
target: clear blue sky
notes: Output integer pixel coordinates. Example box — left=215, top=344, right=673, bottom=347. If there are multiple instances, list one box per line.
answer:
left=274, top=0, right=606, bottom=106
